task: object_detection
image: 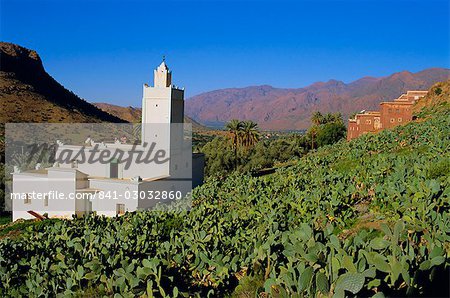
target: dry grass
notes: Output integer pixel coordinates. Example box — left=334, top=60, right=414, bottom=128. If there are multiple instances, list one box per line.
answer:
left=413, top=80, right=450, bottom=115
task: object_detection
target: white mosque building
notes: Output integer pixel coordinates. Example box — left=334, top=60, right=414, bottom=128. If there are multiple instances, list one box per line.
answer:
left=11, top=60, right=204, bottom=220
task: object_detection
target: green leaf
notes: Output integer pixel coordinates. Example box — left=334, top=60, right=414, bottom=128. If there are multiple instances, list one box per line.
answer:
left=333, top=288, right=345, bottom=298
left=332, top=256, right=341, bottom=272
left=330, top=234, right=340, bottom=249
left=362, top=267, right=376, bottom=279
left=430, top=246, right=444, bottom=259
left=367, top=278, right=381, bottom=288
left=56, top=253, right=65, bottom=262
left=402, top=270, right=411, bottom=286
left=66, top=277, right=74, bottom=290
left=304, top=253, right=318, bottom=263
left=316, top=272, right=329, bottom=294
left=430, top=256, right=445, bottom=266
left=429, top=180, right=440, bottom=194
left=335, top=272, right=365, bottom=294
left=143, top=259, right=151, bottom=268
left=369, top=238, right=390, bottom=250
left=76, top=265, right=84, bottom=279
left=137, top=266, right=152, bottom=279
left=372, top=254, right=390, bottom=273
left=342, top=255, right=357, bottom=273
left=264, top=278, right=276, bottom=294
left=390, top=258, right=402, bottom=283
left=380, top=223, right=392, bottom=238
left=299, top=267, right=314, bottom=291
left=393, top=221, right=404, bottom=241
left=74, top=243, right=83, bottom=252
left=403, top=215, right=412, bottom=222
left=84, top=272, right=98, bottom=280
left=419, top=260, right=431, bottom=271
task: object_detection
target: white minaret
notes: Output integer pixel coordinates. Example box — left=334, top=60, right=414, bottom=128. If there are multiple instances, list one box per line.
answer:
left=153, top=60, right=172, bottom=87
left=141, top=58, right=184, bottom=143
left=140, top=59, right=186, bottom=178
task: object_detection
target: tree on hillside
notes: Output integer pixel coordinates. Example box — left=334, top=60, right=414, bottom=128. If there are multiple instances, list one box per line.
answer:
left=312, top=111, right=343, bottom=126
left=241, top=120, right=260, bottom=149
left=225, top=119, right=243, bottom=169
left=308, top=125, right=318, bottom=150
left=310, top=112, right=324, bottom=149
left=311, top=111, right=324, bottom=126
left=201, top=136, right=236, bottom=176
left=315, top=122, right=346, bottom=147
left=325, top=112, right=344, bottom=124
left=308, top=111, right=346, bottom=149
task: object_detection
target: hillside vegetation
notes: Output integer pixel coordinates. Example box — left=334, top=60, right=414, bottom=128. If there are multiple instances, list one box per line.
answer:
left=199, top=113, right=345, bottom=177
left=0, top=91, right=449, bottom=296
left=414, top=80, right=450, bottom=116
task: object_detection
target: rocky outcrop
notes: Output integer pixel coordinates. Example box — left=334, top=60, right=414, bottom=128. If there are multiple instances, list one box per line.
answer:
left=0, top=42, right=125, bottom=123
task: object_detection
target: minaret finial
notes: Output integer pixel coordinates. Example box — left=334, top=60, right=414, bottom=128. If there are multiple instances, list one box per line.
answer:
left=162, top=55, right=165, bottom=62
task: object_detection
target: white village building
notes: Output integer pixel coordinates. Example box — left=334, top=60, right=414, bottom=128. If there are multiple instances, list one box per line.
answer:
left=11, top=61, right=204, bottom=221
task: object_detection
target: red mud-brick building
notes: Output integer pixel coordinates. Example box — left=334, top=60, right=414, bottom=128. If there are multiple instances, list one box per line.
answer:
left=379, top=101, right=413, bottom=130
left=347, top=111, right=381, bottom=140
left=347, top=91, right=428, bottom=141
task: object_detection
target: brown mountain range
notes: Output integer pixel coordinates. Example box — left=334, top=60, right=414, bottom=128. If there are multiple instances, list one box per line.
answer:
left=0, top=42, right=124, bottom=123
left=185, top=68, right=450, bottom=130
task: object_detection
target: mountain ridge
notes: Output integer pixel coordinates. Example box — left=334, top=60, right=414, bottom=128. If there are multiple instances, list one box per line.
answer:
left=185, top=67, right=450, bottom=130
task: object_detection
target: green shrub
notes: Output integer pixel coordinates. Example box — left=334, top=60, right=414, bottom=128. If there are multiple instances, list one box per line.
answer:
left=0, top=110, right=449, bottom=297
left=427, top=157, right=450, bottom=179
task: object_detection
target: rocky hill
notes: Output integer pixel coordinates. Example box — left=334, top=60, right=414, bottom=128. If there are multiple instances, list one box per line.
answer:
left=0, top=42, right=124, bottom=123
left=93, top=102, right=210, bottom=132
left=93, top=103, right=142, bottom=123
left=185, top=68, right=450, bottom=130
left=413, top=80, right=450, bottom=114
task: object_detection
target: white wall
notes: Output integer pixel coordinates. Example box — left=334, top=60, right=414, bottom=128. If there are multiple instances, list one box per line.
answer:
left=88, top=179, right=139, bottom=216
left=12, top=173, right=49, bottom=221
left=12, top=168, right=83, bottom=221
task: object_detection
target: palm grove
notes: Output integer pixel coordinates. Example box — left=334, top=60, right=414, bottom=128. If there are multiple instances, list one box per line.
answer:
left=198, top=112, right=346, bottom=177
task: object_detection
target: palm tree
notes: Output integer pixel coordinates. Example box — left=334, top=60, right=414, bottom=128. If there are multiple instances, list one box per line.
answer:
left=310, top=112, right=324, bottom=150
left=241, top=120, right=260, bottom=149
left=332, top=112, right=344, bottom=124
left=309, top=125, right=318, bottom=150
left=323, top=113, right=335, bottom=124
left=311, top=111, right=324, bottom=126
left=225, top=119, right=243, bottom=169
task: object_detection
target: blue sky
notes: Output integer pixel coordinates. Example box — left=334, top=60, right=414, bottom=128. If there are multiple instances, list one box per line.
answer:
left=1, top=0, right=449, bottom=106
